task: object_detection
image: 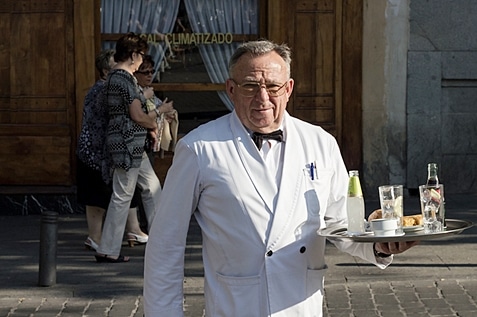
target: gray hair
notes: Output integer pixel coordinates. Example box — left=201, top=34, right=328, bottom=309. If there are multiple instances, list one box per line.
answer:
left=95, top=49, right=115, bottom=79
left=228, top=40, right=292, bottom=77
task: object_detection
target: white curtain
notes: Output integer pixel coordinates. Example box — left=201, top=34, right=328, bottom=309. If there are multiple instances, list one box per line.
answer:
left=101, top=0, right=181, bottom=79
left=183, top=0, right=258, bottom=110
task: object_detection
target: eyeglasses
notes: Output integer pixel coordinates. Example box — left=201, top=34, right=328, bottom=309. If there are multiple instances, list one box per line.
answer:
left=136, top=70, right=155, bottom=75
left=231, top=79, right=288, bottom=97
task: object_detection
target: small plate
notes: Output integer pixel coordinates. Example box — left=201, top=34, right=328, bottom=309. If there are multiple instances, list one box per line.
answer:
left=403, top=225, right=424, bottom=232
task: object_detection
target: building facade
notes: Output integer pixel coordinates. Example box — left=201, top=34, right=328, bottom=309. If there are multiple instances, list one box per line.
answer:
left=0, top=0, right=475, bottom=214
left=362, top=0, right=477, bottom=200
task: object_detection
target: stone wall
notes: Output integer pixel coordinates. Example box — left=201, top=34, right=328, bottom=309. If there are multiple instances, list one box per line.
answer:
left=362, top=0, right=409, bottom=199
left=363, top=0, right=477, bottom=200
left=0, top=194, right=81, bottom=215
left=407, top=0, right=477, bottom=194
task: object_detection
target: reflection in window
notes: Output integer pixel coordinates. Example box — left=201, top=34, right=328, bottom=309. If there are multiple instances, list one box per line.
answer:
left=101, top=0, right=258, bottom=134
left=101, top=0, right=180, bottom=81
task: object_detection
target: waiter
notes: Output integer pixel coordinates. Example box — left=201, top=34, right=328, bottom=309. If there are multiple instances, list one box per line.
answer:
left=144, top=39, right=417, bottom=317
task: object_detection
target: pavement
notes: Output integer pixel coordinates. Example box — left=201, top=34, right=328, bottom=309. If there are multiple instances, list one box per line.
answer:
left=0, top=194, right=476, bottom=317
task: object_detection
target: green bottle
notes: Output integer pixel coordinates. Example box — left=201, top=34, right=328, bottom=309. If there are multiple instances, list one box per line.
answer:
left=346, top=170, right=365, bottom=235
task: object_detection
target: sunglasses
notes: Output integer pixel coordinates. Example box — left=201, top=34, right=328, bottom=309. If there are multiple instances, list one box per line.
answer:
left=136, top=70, right=155, bottom=75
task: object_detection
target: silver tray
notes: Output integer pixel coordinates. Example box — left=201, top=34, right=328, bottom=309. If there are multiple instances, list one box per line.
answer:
left=318, top=219, right=473, bottom=243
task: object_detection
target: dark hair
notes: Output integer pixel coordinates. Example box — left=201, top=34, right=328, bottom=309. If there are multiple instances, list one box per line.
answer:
left=114, top=32, right=148, bottom=63
left=137, top=54, right=155, bottom=71
left=95, top=49, right=115, bottom=79
left=228, top=39, right=292, bottom=77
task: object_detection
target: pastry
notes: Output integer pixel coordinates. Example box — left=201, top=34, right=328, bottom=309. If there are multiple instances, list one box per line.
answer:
left=402, top=214, right=423, bottom=226
left=368, top=209, right=382, bottom=221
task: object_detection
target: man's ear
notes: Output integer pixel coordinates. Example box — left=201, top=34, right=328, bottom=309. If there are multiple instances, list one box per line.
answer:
left=225, top=78, right=235, bottom=99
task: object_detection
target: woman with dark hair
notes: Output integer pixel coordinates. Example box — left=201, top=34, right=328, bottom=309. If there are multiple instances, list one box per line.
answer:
left=134, top=55, right=176, bottom=162
left=95, top=33, right=161, bottom=263
left=77, top=49, right=148, bottom=252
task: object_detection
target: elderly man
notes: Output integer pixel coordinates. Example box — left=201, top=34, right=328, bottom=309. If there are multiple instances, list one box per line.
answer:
left=144, top=39, right=417, bottom=317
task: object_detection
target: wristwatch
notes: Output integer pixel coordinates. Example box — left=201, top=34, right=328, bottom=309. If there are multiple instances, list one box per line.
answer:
left=373, top=243, right=391, bottom=258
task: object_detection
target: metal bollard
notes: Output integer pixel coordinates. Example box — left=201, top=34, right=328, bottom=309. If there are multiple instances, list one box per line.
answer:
left=38, top=211, right=58, bottom=286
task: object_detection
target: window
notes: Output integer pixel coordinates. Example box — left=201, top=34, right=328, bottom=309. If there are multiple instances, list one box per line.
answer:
left=100, top=0, right=259, bottom=135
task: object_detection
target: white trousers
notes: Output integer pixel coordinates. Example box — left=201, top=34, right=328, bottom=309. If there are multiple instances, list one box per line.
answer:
left=98, top=154, right=161, bottom=256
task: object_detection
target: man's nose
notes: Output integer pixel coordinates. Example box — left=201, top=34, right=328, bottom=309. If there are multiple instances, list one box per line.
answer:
left=255, top=85, right=270, bottom=100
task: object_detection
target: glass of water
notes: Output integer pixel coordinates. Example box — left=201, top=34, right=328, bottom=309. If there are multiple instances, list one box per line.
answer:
left=378, top=185, right=404, bottom=234
left=419, top=184, right=444, bottom=233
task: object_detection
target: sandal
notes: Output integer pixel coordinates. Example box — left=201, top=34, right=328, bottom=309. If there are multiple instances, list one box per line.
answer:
left=84, top=237, right=99, bottom=251
left=94, top=254, right=130, bottom=263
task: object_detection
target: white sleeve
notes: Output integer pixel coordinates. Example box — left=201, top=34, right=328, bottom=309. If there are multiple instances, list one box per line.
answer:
left=143, top=140, right=200, bottom=316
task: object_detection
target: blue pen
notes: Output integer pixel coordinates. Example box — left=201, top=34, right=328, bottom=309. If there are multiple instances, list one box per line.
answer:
left=310, top=162, right=314, bottom=180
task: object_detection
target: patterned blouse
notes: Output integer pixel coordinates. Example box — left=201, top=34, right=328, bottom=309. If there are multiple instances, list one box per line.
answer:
left=77, top=80, right=109, bottom=171
left=104, top=69, right=148, bottom=171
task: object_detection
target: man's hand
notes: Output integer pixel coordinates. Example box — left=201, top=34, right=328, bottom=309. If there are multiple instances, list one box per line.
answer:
left=375, top=241, right=419, bottom=255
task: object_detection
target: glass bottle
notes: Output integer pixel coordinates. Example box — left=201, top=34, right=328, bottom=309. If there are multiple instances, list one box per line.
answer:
left=346, top=170, right=365, bottom=236
left=425, top=162, right=446, bottom=229
left=426, top=163, right=439, bottom=188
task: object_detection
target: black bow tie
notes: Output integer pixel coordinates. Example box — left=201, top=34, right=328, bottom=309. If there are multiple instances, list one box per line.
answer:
left=251, top=130, right=283, bottom=150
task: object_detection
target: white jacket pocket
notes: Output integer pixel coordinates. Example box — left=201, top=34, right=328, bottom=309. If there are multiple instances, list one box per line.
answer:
left=211, top=273, right=263, bottom=317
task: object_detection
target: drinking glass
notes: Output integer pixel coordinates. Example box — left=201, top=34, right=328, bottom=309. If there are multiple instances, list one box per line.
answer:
left=378, top=185, right=404, bottom=234
left=419, top=184, right=445, bottom=233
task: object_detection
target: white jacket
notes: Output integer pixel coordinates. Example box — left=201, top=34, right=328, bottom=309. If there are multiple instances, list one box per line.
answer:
left=144, top=111, right=390, bottom=317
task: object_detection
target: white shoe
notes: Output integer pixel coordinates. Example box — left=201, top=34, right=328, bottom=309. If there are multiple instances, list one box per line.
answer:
left=84, top=237, right=99, bottom=251
left=127, top=233, right=148, bottom=247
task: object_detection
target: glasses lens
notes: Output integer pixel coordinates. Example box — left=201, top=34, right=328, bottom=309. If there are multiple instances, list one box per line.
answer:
left=239, top=83, right=260, bottom=96
left=266, top=82, right=287, bottom=97
left=234, top=81, right=287, bottom=97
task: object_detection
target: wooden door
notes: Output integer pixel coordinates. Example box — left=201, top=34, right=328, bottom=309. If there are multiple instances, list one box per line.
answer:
left=0, top=0, right=75, bottom=186
left=267, top=0, right=363, bottom=170
left=0, top=0, right=362, bottom=191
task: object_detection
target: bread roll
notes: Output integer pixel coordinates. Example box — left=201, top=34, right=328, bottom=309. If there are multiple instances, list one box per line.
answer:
left=402, top=214, right=423, bottom=226
left=368, top=209, right=382, bottom=221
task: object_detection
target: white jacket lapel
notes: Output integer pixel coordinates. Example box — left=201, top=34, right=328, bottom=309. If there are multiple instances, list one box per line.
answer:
left=230, top=113, right=278, bottom=213
left=267, top=114, right=305, bottom=247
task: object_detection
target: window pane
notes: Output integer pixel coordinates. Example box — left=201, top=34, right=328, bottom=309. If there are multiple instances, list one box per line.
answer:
left=100, top=0, right=259, bottom=134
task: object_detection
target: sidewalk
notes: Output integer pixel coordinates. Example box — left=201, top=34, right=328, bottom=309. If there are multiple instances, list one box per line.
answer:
left=0, top=194, right=476, bottom=316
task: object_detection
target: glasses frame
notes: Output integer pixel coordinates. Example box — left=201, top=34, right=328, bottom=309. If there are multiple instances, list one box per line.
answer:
left=136, top=70, right=155, bottom=75
left=230, top=79, right=289, bottom=97
left=135, top=51, right=145, bottom=59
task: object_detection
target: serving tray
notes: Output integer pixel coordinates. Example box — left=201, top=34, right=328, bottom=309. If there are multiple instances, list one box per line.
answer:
left=317, top=219, right=473, bottom=243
